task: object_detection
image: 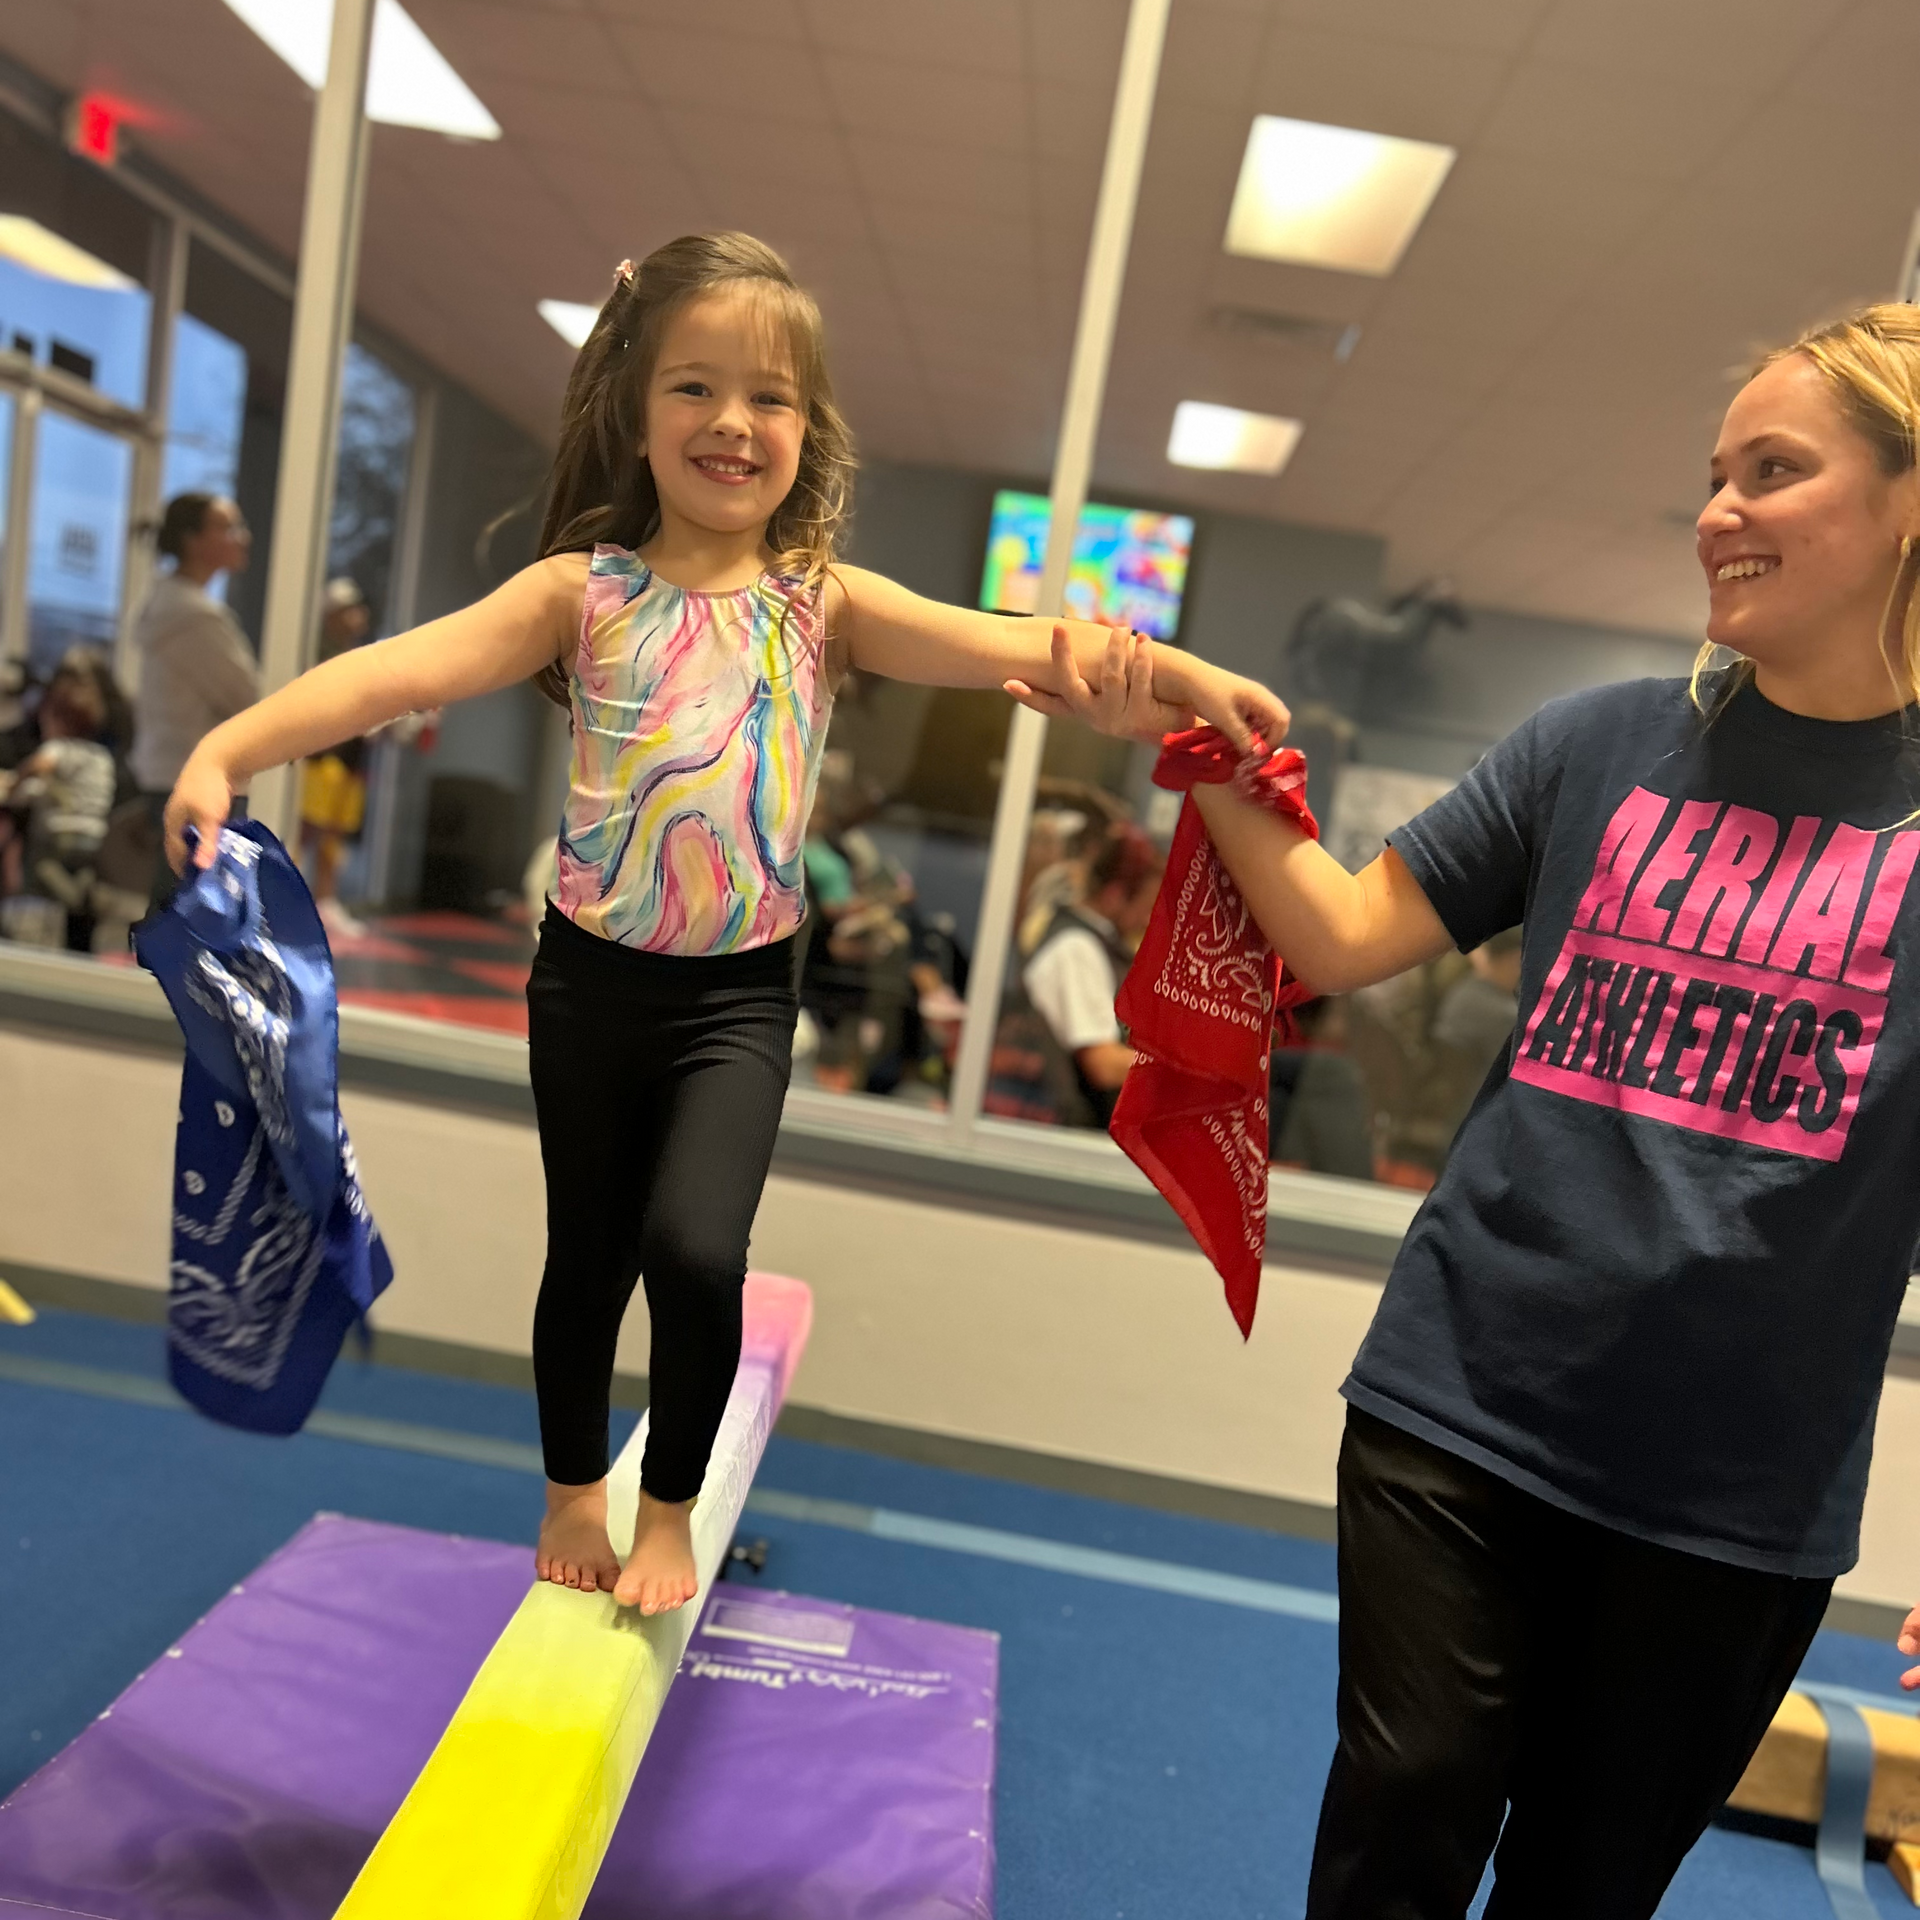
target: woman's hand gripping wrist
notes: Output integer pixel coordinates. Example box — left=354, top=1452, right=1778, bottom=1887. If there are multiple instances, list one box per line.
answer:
left=165, top=745, right=242, bottom=877
left=1006, top=624, right=1291, bottom=753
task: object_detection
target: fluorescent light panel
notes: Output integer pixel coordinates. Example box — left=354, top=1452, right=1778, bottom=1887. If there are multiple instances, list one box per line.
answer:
left=220, top=0, right=500, bottom=140
left=1168, top=402, right=1302, bottom=476
left=0, top=216, right=136, bottom=291
left=538, top=300, right=600, bottom=349
left=1225, top=115, right=1454, bottom=276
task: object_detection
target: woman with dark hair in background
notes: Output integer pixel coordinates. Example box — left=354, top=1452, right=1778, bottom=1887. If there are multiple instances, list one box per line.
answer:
left=130, top=493, right=257, bottom=912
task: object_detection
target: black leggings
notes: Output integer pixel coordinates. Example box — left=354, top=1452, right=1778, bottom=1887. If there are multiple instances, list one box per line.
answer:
left=1307, top=1407, right=1832, bottom=1920
left=527, top=906, right=796, bottom=1500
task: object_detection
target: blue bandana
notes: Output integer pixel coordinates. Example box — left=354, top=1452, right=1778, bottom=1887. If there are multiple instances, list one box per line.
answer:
left=135, top=821, right=392, bottom=1434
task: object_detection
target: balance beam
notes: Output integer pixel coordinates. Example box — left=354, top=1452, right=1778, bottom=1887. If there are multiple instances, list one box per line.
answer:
left=332, top=1271, right=813, bottom=1920
left=1727, top=1686, right=1920, bottom=1901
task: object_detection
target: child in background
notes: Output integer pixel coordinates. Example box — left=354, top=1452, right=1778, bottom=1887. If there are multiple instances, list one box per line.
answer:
left=298, top=577, right=375, bottom=938
left=0, top=672, right=116, bottom=946
left=164, top=231, right=1285, bottom=1616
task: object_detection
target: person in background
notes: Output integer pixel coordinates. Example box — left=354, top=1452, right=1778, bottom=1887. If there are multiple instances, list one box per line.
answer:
left=1270, top=996, right=1375, bottom=1181
left=0, top=671, right=116, bottom=951
left=1430, top=925, right=1525, bottom=1158
left=299, top=577, right=375, bottom=939
left=1022, top=822, right=1163, bottom=1126
left=130, top=494, right=257, bottom=914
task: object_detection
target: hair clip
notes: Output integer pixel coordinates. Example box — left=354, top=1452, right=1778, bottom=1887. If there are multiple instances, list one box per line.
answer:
left=613, top=258, right=635, bottom=289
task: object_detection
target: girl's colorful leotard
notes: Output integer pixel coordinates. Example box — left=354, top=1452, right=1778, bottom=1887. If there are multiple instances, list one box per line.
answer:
left=555, top=545, right=833, bottom=954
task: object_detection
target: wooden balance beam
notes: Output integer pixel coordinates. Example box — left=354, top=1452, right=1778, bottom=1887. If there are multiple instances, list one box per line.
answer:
left=331, top=1271, right=812, bottom=1920
left=1727, top=1686, right=1920, bottom=1902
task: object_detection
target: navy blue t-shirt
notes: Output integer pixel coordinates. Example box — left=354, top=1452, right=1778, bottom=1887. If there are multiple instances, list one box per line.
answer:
left=1349, top=672, right=1920, bottom=1576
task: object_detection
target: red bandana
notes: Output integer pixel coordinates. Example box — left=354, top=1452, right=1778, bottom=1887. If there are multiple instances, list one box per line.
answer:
left=1110, top=728, right=1319, bottom=1338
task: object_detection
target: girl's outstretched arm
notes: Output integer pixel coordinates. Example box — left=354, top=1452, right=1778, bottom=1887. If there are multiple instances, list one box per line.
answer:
left=165, top=553, right=587, bottom=873
left=1015, top=622, right=1452, bottom=995
left=827, top=564, right=1286, bottom=752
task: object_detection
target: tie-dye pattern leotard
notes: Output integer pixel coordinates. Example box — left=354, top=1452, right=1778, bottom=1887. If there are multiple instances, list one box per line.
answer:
left=554, top=546, right=833, bottom=954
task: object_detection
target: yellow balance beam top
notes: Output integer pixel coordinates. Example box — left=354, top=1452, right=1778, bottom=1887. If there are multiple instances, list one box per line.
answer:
left=333, top=1272, right=812, bottom=1920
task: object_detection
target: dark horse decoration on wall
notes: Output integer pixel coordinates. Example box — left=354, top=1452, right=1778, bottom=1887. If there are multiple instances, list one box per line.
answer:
left=1283, top=579, right=1470, bottom=718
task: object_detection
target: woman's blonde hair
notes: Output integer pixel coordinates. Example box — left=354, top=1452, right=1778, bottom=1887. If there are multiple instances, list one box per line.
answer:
left=1692, top=302, right=1920, bottom=716
left=531, top=231, right=856, bottom=707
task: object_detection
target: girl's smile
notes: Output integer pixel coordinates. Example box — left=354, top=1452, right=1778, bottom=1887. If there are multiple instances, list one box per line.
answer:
left=688, top=452, right=764, bottom=485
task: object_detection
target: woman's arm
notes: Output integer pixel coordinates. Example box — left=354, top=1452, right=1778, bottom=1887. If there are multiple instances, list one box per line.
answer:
left=1191, top=784, right=1452, bottom=994
left=166, top=553, right=586, bottom=872
left=1013, top=622, right=1453, bottom=994
left=827, top=564, right=1287, bottom=752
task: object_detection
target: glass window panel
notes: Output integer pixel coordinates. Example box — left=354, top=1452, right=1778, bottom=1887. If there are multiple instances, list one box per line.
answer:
left=180, top=238, right=291, bottom=650
left=329, top=342, right=416, bottom=625
left=0, top=248, right=150, bottom=411
left=982, top=717, right=1161, bottom=1133
left=783, top=461, right=1016, bottom=1108
left=163, top=311, right=248, bottom=501
left=792, top=677, right=995, bottom=1106
left=322, top=344, right=417, bottom=914
left=26, top=409, right=133, bottom=674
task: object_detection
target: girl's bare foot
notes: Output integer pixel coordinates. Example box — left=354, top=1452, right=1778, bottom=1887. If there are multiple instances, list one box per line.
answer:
left=612, top=1492, right=699, bottom=1614
left=536, top=1479, right=620, bottom=1592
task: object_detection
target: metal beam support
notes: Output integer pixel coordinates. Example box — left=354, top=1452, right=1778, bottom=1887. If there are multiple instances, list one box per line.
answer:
left=945, top=0, right=1174, bottom=1142
left=0, top=381, right=39, bottom=667
left=249, top=0, right=376, bottom=840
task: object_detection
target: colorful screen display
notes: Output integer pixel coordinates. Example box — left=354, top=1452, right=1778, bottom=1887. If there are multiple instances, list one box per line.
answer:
left=978, top=490, right=1195, bottom=640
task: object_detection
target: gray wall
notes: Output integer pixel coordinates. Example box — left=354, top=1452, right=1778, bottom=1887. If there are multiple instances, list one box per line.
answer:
left=1354, top=607, right=1701, bottom=782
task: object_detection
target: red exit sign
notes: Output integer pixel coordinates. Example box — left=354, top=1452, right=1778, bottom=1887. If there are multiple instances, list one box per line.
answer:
left=64, top=94, right=125, bottom=166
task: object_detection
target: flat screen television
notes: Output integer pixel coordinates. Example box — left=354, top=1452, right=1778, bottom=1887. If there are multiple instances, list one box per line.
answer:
left=978, top=490, right=1195, bottom=641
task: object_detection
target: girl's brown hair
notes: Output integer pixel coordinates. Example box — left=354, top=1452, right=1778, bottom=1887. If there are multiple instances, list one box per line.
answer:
left=1693, top=302, right=1920, bottom=716
left=531, top=231, right=856, bottom=706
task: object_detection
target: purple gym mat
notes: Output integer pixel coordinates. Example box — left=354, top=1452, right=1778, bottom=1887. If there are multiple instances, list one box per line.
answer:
left=0, top=1513, right=997, bottom=1920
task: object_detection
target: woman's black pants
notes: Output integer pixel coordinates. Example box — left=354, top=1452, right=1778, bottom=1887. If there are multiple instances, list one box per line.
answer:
left=527, top=906, right=795, bottom=1502
left=1307, top=1407, right=1832, bottom=1920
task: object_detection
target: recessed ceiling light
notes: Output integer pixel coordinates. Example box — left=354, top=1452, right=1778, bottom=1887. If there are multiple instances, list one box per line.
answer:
left=538, top=300, right=600, bottom=349
left=1225, top=115, right=1454, bottom=276
left=0, top=215, right=136, bottom=291
left=1168, top=402, right=1302, bottom=475
left=220, top=0, right=501, bottom=140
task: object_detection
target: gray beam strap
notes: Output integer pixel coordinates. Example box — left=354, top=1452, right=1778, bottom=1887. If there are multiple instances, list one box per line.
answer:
left=1809, top=1693, right=1881, bottom=1920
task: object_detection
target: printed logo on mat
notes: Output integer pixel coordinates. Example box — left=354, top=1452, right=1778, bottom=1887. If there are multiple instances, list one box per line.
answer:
left=1514, top=788, right=1920, bottom=1160
left=702, top=1599, right=856, bottom=1658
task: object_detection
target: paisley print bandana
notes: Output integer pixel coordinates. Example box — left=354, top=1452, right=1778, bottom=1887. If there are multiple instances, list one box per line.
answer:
left=136, top=820, right=392, bottom=1432
left=1110, top=728, right=1318, bottom=1338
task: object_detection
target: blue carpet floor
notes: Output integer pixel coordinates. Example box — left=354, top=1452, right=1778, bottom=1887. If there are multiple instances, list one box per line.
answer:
left=1, top=1305, right=1913, bottom=1918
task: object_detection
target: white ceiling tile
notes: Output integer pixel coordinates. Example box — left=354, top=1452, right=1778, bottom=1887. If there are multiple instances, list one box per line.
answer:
left=1529, top=0, right=1851, bottom=87
left=818, top=50, right=1032, bottom=152
left=1028, top=0, right=1128, bottom=83
left=843, top=136, right=1037, bottom=220
left=1248, top=24, right=1517, bottom=150
left=583, top=0, right=810, bottom=40
left=1156, top=5, right=1269, bottom=107
left=407, top=0, right=631, bottom=92
left=801, top=0, right=1027, bottom=77
left=1474, top=60, right=1750, bottom=182
left=1267, top=0, right=1554, bottom=56
left=602, top=22, right=834, bottom=122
